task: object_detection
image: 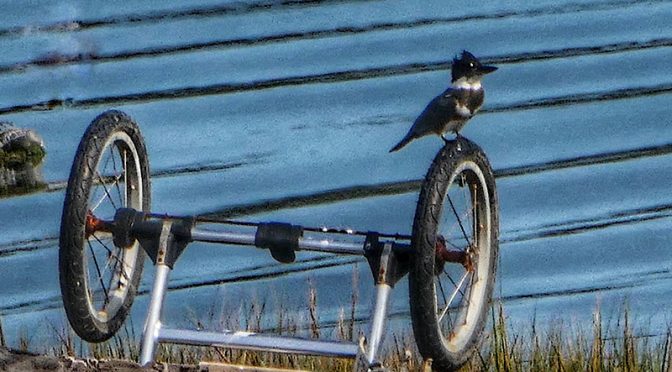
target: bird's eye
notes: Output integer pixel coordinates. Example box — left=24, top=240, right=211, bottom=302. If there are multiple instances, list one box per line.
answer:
left=469, top=62, right=475, bottom=68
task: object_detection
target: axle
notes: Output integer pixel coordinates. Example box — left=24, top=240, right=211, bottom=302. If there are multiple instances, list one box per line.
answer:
left=85, top=208, right=468, bottom=268
left=85, top=211, right=113, bottom=237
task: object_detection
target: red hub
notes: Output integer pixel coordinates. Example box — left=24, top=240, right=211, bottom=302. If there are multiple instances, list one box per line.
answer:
left=85, top=211, right=112, bottom=238
left=435, top=235, right=472, bottom=271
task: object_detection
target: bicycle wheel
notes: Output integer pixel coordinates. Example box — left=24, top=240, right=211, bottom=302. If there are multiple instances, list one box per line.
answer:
left=59, top=110, right=151, bottom=342
left=409, top=137, right=498, bottom=370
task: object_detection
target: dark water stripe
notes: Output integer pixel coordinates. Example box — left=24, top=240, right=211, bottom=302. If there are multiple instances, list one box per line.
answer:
left=486, top=84, right=672, bottom=113
left=0, top=0, right=359, bottom=38
left=4, top=242, right=665, bottom=318
left=200, top=143, right=672, bottom=219
left=143, top=256, right=360, bottom=294
left=0, top=236, right=58, bottom=258
left=35, top=140, right=672, bottom=209
left=201, top=181, right=421, bottom=219
left=151, top=162, right=250, bottom=178
left=41, top=153, right=272, bottom=194
left=214, top=253, right=351, bottom=282
left=2, top=143, right=671, bottom=257
left=0, top=0, right=653, bottom=40
left=3, top=15, right=670, bottom=76
left=507, top=202, right=672, bottom=239
left=496, top=143, right=672, bottom=178
left=3, top=0, right=667, bottom=74
left=4, top=250, right=668, bottom=320
left=5, top=185, right=669, bottom=260
left=492, top=38, right=672, bottom=64
left=4, top=190, right=668, bottom=287
left=151, top=153, right=272, bottom=178
left=256, top=268, right=670, bottom=334
left=2, top=56, right=671, bottom=118
left=2, top=203, right=669, bottom=315
left=205, top=186, right=672, bottom=245
left=0, top=255, right=359, bottom=315
left=503, top=209, right=672, bottom=244
left=503, top=280, right=637, bottom=302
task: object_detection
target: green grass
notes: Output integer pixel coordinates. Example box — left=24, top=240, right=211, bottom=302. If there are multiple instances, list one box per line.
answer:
left=464, top=303, right=672, bottom=372
left=4, top=277, right=671, bottom=371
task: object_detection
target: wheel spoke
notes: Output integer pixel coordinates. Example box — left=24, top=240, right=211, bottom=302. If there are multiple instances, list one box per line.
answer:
left=89, top=152, right=117, bottom=212
left=442, top=267, right=466, bottom=298
left=462, top=271, right=475, bottom=322
left=90, top=236, right=117, bottom=305
left=460, top=173, right=472, bottom=225
left=86, top=239, right=110, bottom=305
left=444, top=204, right=474, bottom=249
left=110, top=145, right=125, bottom=207
left=94, top=171, right=118, bottom=210
left=437, top=275, right=449, bottom=310
left=123, top=149, right=128, bottom=207
left=443, top=237, right=463, bottom=251
left=439, top=171, right=482, bottom=325
left=89, top=173, right=123, bottom=212
left=87, top=149, right=120, bottom=211
left=438, top=270, right=469, bottom=322
left=446, top=194, right=473, bottom=248
left=91, top=234, right=132, bottom=282
left=90, top=191, right=110, bottom=213
left=97, top=145, right=114, bottom=176
left=471, top=182, right=478, bottom=253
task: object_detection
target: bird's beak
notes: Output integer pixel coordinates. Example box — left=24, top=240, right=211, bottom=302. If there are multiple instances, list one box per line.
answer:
left=479, top=65, right=498, bottom=75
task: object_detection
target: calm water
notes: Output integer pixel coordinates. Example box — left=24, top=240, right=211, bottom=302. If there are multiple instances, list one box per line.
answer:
left=1, top=0, right=672, bottom=353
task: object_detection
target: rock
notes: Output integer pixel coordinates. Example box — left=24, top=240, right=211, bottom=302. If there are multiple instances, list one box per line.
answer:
left=0, top=347, right=64, bottom=371
left=0, top=347, right=186, bottom=371
left=0, top=122, right=44, bottom=151
left=0, top=122, right=47, bottom=196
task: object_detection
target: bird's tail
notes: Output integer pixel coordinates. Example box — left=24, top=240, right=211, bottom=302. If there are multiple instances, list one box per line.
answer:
left=389, top=133, right=414, bottom=153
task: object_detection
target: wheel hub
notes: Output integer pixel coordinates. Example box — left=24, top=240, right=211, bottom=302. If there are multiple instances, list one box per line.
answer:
left=435, top=235, right=472, bottom=270
left=85, top=210, right=112, bottom=237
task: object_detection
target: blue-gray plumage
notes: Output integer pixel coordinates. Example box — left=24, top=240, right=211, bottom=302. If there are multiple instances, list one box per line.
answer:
left=389, top=51, right=497, bottom=152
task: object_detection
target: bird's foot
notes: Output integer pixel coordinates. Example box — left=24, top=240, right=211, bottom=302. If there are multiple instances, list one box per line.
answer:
left=441, top=133, right=462, bottom=151
left=455, top=132, right=462, bottom=151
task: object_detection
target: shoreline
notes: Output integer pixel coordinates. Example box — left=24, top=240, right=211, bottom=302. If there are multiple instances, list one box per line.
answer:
left=0, top=346, right=197, bottom=371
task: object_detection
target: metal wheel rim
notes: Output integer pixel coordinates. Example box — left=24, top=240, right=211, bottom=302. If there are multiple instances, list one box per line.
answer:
left=435, top=160, right=491, bottom=353
left=84, top=131, right=143, bottom=323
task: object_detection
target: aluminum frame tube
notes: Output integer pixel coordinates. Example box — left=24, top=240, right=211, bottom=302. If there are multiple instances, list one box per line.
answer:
left=190, top=227, right=364, bottom=255
left=190, top=229, right=256, bottom=245
left=158, top=328, right=359, bottom=358
left=297, top=237, right=363, bottom=255
left=139, top=264, right=171, bottom=367
left=365, top=284, right=392, bottom=364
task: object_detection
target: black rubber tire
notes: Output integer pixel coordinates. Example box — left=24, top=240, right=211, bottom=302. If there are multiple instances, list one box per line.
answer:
left=59, top=110, right=151, bottom=342
left=409, top=137, right=499, bottom=371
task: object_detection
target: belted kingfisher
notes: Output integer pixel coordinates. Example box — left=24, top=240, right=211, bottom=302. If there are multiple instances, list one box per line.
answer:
left=389, top=51, right=497, bottom=152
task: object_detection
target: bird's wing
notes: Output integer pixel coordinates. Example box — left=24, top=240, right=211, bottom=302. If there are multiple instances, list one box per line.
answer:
left=409, top=89, right=458, bottom=135
left=389, top=89, right=458, bottom=152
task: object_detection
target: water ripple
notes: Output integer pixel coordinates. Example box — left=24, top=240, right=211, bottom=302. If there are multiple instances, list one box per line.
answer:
left=0, top=0, right=362, bottom=38
left=1, top=2, right=667, bottom=74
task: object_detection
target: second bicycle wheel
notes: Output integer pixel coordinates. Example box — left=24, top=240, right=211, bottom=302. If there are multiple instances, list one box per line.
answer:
left=409, top=137, right=499, bottom=371
left=59, top=110, right=151, bottom=342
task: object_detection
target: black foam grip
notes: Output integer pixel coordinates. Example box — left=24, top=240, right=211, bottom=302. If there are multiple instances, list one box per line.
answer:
left=255, top=222, right=303, bottom=263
